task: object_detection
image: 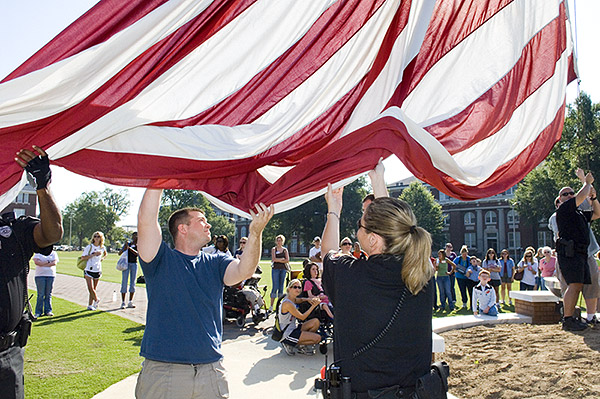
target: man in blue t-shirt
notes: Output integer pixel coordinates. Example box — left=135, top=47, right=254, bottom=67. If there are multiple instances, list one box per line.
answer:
left=135, top=189, right=273, bottom=399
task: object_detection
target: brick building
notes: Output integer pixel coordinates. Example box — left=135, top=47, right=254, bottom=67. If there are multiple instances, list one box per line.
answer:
left=387, top=178, right=553, bottom=260
left=0, top=184, right=38, bottom=218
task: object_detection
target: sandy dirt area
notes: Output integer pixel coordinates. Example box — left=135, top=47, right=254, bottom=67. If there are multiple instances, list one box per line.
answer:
left=439, top=323, right=600, bottom=399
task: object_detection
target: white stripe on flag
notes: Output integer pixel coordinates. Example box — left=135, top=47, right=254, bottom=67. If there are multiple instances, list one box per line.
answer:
left=0, top=0, right=215, bottom=127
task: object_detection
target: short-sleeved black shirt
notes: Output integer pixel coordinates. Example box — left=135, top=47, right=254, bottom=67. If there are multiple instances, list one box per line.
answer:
left=556, top=197, right=591, bottom=246
left=121, top=241, right=138, bottom=263
left=0, top=216, right=52, bottom=333
left=322, top=252, right=433, bottom=393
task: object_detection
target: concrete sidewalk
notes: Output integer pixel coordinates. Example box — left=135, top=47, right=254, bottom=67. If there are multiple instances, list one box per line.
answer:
left=28, top=273, right=326, bottom=398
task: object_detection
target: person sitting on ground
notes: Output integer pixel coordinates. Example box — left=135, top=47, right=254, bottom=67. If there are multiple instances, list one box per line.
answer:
left=300, top=262, right=334, bottom=320
left=472, top=269, right=498, bottom=316
left=278, top=279, right=322, bottom=356
left=352, top=242, right=368, bottom=260
left=517, top=250, right=538, bottom=291
left=538, top=246, right=557, bottom=291
left=435, top=249, right=456, bottom=311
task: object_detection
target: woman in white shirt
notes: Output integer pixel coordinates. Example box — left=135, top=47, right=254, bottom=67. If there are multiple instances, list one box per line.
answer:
left=81, top=231, right=107, bottom=310
left=33, top=249, right=59, bottom=317
left=517, top=250, right=538, bottom=290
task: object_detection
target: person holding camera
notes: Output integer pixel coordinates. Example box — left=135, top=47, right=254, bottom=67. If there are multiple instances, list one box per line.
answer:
left=556, top=170, right=600, bottom=331
left=1, top=146, right=63, bottom=399
left=320, top=164, right=436, bottom=397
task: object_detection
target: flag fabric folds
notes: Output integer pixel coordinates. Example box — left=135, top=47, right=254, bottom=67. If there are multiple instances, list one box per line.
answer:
left=0, top=0, right=576, bottom=216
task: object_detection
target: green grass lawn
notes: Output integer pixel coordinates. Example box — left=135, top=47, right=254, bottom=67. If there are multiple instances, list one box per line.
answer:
left=25, top=291, right=144, bottom=399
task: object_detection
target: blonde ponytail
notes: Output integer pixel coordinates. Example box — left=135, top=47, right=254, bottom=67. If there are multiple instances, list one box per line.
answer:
left=363, top=198, right=433, bottom=294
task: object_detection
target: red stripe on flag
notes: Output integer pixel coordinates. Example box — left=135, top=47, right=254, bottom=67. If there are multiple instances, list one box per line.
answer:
left=424, top=2, right=569, bottom=153
left=2, top=0, right=169, bottom=82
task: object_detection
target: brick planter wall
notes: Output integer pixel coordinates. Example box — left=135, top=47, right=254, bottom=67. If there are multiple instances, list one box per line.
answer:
left=514, top=299, right=561, bottom=324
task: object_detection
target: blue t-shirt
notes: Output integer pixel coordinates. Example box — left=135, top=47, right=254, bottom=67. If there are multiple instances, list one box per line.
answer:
left=140, top=241, right=232, bottom=364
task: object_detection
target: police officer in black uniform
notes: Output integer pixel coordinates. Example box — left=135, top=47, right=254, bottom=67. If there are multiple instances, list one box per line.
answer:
left=0, top=146, right=63, bottom=399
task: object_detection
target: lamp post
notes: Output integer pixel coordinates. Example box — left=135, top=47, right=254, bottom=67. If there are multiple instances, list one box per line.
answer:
left=507, top=199, right=519, bottom=260
left=69, top=214, right=73, bottom=248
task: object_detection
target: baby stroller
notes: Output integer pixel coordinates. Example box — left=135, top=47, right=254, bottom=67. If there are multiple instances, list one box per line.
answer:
left=223, top=274, right=268, bottom=327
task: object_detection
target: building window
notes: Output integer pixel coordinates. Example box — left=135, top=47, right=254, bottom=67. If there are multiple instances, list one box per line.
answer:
left=538, top=231, right=552, bottom=248
left=439, top=192, right=450, bottom=202
left=485, top=232, right=498, bottom=251
left=13, top=208, right=26, bottom=218
left=464, top=212, right=475, bottom=226
left=464, top=232, right=476, bottom=248
left=240, top=226, right=247, bottom=238
left=15, top=193, right=28, bottom=204
left=508, top=231, right=521, bottom=250
left=504, top=186, right=516, bottom=196
left=442, top=213, right=450, bottom=227
left=485, top=211, right=497, bottom=224
left=507, top=209, right=519, bottom=226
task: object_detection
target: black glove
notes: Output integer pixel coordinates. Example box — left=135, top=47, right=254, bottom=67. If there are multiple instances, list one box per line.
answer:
left=25, top=154, right=52, bottom=190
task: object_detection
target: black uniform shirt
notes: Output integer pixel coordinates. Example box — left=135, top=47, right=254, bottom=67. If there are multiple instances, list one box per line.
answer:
left=556, top=197, right=591, bottom=246
left=322, top=252, right=434, bottom=393
left=0, top=216, right=51, bottom=334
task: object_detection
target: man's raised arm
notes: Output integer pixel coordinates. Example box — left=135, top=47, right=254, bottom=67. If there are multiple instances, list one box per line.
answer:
left=223, top=203, right=273, bottom=286
left=137, top=189, right=164, bottom=263
left=14, top=146, right=63, bottom=248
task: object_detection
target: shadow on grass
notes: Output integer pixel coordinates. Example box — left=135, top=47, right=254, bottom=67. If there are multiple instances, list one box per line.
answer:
left=123, top=325, right=145, bottom=347
left=33, top=310, right=98, bottom=326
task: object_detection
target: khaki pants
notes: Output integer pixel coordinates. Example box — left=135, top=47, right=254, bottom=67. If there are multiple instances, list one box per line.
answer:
left=135, top=358, right=228, bottom=399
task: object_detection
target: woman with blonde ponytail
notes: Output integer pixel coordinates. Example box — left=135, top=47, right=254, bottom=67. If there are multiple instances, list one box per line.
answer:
left=320, top=161, right=435, bottom=397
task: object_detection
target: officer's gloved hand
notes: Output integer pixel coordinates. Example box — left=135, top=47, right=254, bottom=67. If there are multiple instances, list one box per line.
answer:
left=25, top=153, right=52, bottom=190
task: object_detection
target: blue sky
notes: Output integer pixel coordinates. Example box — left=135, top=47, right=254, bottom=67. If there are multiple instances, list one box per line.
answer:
left=1, top=0, right=598, bottom=225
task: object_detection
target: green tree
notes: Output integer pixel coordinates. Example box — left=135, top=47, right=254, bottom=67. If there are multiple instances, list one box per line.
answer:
left=516, top=92, right=600, bottom=236
left=158, top=189, right=238, bottom=246
left=398, top=181, right=444, bottom=250
left=63, top=192, right=119, bottom=249
left=272, top=177, right=368, bottom=254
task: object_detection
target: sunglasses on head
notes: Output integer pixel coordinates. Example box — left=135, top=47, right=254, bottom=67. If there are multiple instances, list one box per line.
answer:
left=561, top=191, right=575, bottom=196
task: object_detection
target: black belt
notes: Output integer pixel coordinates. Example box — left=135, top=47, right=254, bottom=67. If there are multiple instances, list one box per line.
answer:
left=352, top=386, right=417, bottom=399
left=0, top=330, right=20, bottom=352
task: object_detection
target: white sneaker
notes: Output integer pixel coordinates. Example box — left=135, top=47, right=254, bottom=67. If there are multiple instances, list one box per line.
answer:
left=127, top=301, right=136, bottom=308
left=281, top=342, right=296, bottom=356
left=92, top=300, right=99, bottom=308
left=87, top=305, right=96, bottom=311
left=120, top=302, right=126, bottom=309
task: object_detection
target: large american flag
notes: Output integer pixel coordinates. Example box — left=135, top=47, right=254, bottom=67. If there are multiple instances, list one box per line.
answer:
left=0, top=0, right=576, bottom=217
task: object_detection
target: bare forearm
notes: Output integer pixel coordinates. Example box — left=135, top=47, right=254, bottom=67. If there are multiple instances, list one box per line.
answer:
left=34, top=188, right=63, bottom=248
left=137, top=189, right=163, bottom=262
left=321, top=213, right=340, bottom=256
